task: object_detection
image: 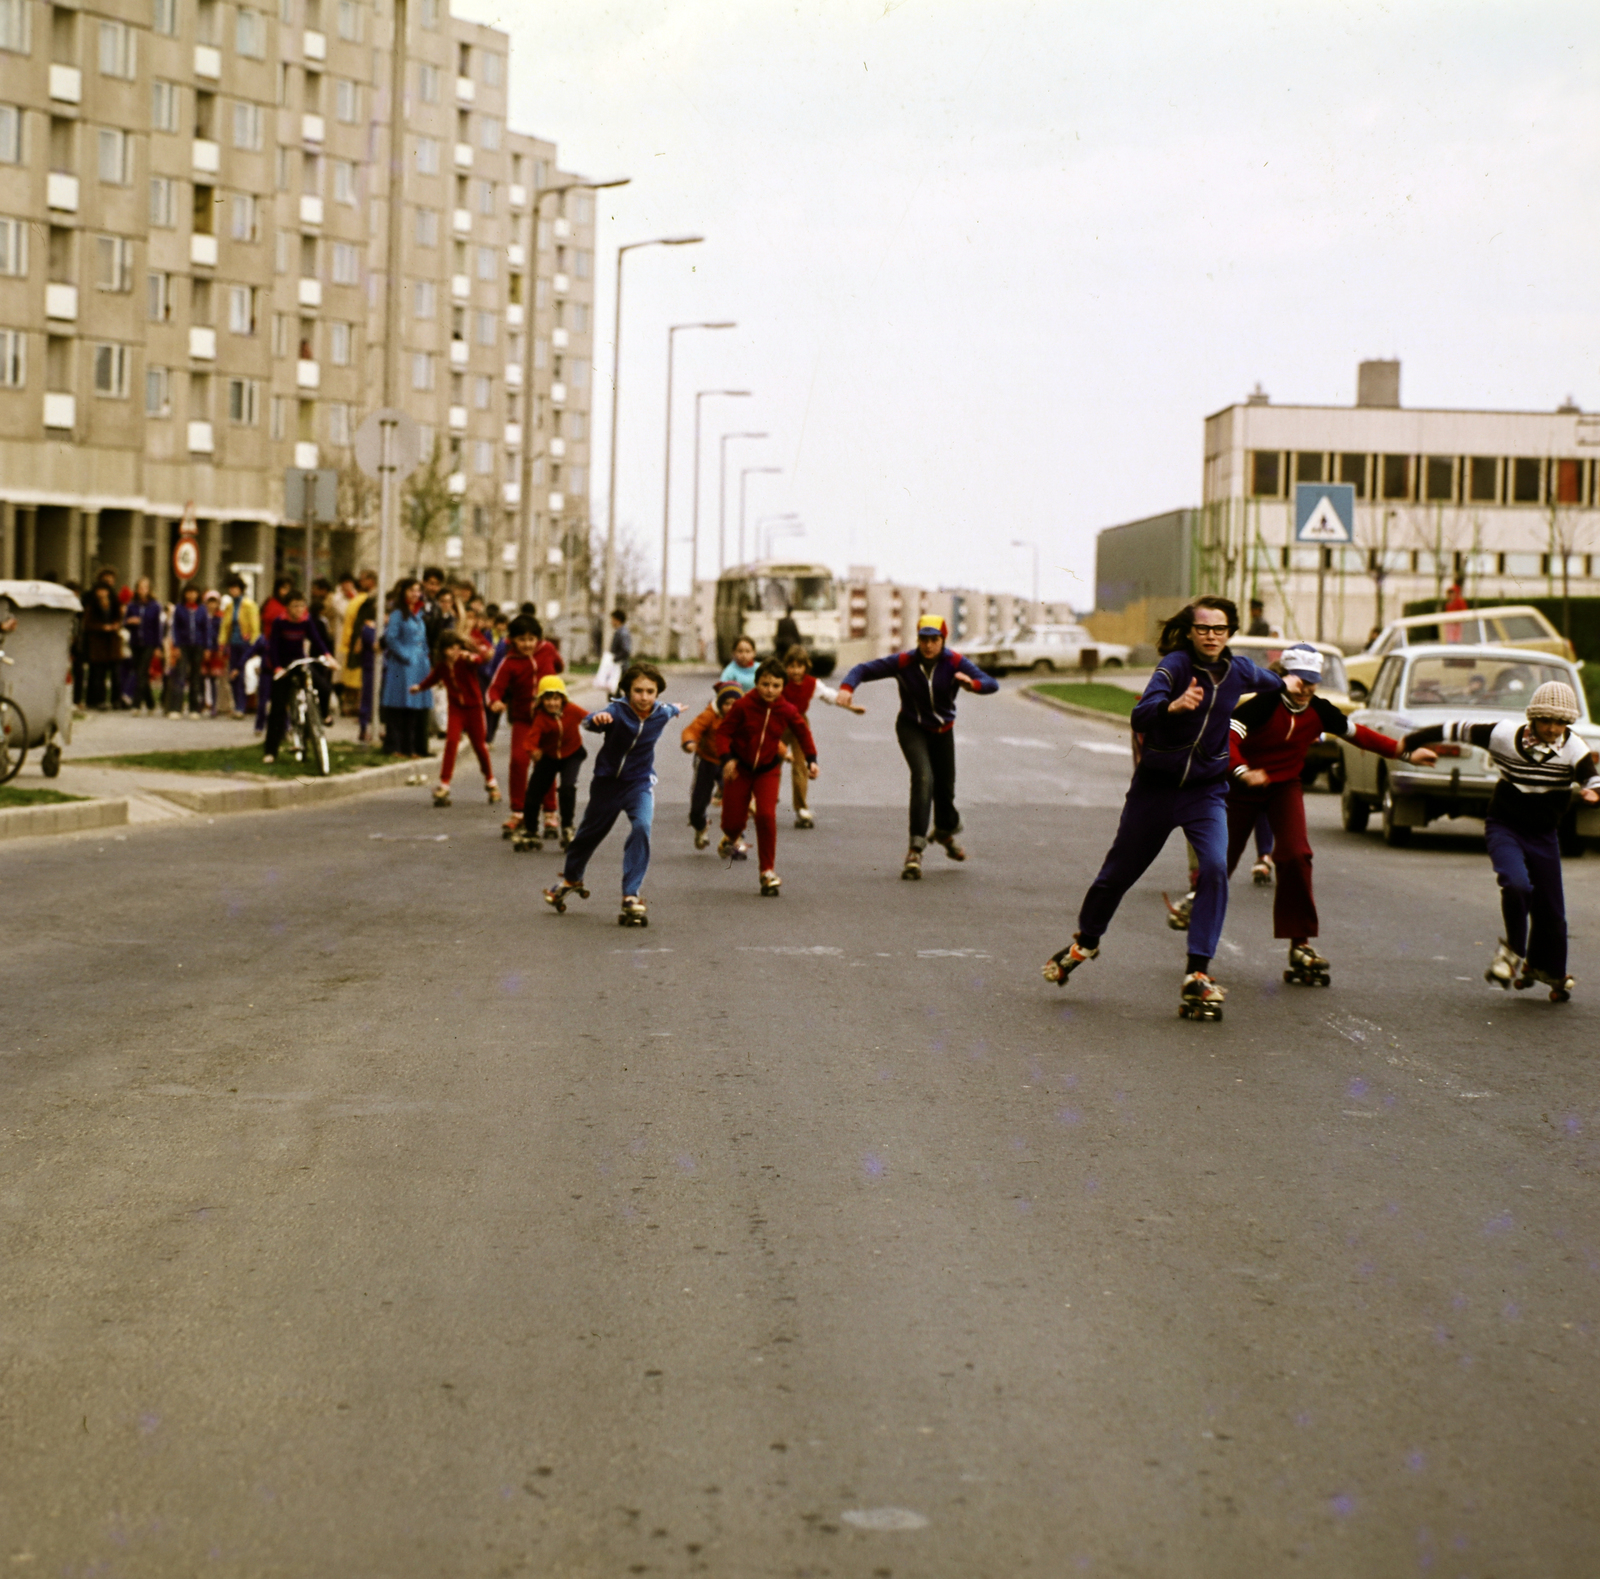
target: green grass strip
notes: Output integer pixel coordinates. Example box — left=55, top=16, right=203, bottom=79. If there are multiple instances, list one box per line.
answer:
left=1030, top=681, right=1138, bottom=719
left=0, top=785, right=86, bottom=806
left=79, top=741, right=389, bottom=779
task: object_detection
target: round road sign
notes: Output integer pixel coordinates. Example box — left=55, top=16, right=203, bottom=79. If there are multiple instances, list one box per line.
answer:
left=173, top=537, right=200, bottom=581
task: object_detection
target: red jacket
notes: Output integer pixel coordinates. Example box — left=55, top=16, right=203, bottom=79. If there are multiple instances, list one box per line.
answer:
left=526, top=698, right=587, bottom=759
left=419, top=641, right=491, bottom=710
left=782, top=674, right=818, bottom=714
left=713, top=690, right=816, bottom=771
left=486, top=652, right=540, bottom=723
left=1229, top=692, right=1395, bottom=784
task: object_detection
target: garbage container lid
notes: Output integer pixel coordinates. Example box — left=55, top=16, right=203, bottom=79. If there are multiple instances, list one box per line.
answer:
left=0, top=580, right=90, bottom=612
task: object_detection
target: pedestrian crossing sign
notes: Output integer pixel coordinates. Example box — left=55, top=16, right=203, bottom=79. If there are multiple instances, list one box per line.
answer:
left=1294, top=483, right=1355, bottom=543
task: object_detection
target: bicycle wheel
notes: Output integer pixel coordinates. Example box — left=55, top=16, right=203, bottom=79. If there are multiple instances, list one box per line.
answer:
left=0, top=698, right=27, bottom=784
left=288, top=682, right=308, bottom=762
left=305, top=699, right=330, bottom=776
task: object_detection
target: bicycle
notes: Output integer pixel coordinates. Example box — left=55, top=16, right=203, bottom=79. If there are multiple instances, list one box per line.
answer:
left=278, top=656, right=336, bottom=776
left=0, top=639, right=27, bottom=785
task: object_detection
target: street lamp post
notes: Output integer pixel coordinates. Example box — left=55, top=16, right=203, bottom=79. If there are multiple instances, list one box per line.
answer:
left=719, top=432, right=767, bottom=574
left=693, top=390, right=750, bottom=651
left=740, top=466, right=782, bottom=564
left=658, top=322, right=735, bottom=659
left=600, top=233, right=704, bottom=648
left=1011, top=538, right=1040, bottom=614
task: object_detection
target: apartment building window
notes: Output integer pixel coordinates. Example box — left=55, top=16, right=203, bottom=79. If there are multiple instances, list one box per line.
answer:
left=227, top=376, right=260, bottom=424
left=568, top=359, right=588, bottom=390
left=1248, top=451, right=1280, bottom=497
left=418, top=63, right=440, bottom=103
left=414, top=207, right=438, bottom=247
left=336, top=0, right=360, bottom=39
left=1555, top=457, right=1585, bottom=505
left=99, top=21, right=137, bottom=78
left=475, top=245, right=495, bottom=282
left=153, top=0, right=178, bottom=36
left=474, top=309, right=496, bottom=345
left=332, top=159, right=355, bottom=204
left=472, top=440, right=493, bottom=474
left=411, top=351, right=435, bottom=391
left=270, top=313, right=290, bottom=357
left=149, top=177, right=177, bottom=227
left=147, top=271, right=171, bottom=321
left=93, top=343, right=130, bottom=398
left=278, top=0, right=293, bottom=21
left=472, top=374, right=491, bottom=409
left=567, top=411, right=586, bottom=441
left=322, top=400, right=348, bottom=444
left=334, top=78, right=358, bottom=122
left=145, top=364, right=170, bottom=415
left=574, top=248, right=592, bottom=279
left=1380, top=454, right=1410, bottom=500
left=98, top=128, right=132, bottom=185
left=235, top=7, right=264, bottom=57
left=270, top=395, right=287, bottom=439
left=0, top=215, right=26, bottom=275
left=412, top=278, right=436, bottom=317
left=1512, top=456, right=1543, bottom=503
left=273, top=230, right=291, bottom=272
left=0, top=329, right=23, bottom=387
left=1468, top=455, right=1498, bottom=502
left=417, top=0, right=438, bottom=25
left=1337, top=452, right=1367, bottom=497
left=233, top=101, right=263, bottom=150
left=534, top=277, right=548, bottom=309
left=328, top=320, right=351, bottom=364
left=482, top=51, right=503, bottom=87
left=196, top=0, right=218, bottom=45
left=331, top=242, right=359, bottom=285
left=568, top=465, right=586, bottom=496
left=478, top=179, right=495, bottom=216
left=415, top=137, right=439, bottom=175
left=227, top=284, right=256, bottom=334
left=94, top=235, right=134, bottom=291
left=1423, top=455, right=1454, bottom=502
left=230, top=191, right=259, bottom=241
left=151, top=81, right=180, bottom=133
left=573, top=194, right=594, bottom=225
left=479, top=116, right=501, bottom=152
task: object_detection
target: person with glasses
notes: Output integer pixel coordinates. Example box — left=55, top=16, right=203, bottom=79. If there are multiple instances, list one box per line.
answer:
left=1043, top=596, right=1305, bottom=1020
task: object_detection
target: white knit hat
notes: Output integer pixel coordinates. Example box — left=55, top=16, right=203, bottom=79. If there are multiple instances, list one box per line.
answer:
left=1526, top=681, right=1580, bottom=723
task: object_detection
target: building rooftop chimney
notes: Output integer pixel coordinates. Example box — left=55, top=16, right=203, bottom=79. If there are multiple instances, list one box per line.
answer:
left=1356, top=359, right=1401, bottom=408
left=1246, top=382, right=1270, bottom=406
left=1557, top=394, right=1582, bottom=414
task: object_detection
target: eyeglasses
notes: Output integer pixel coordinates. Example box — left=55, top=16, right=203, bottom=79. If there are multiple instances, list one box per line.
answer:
left=1191, top=622, right=1231, bottom=634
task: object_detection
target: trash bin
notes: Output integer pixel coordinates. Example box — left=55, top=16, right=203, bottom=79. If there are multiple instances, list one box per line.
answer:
left=0, top=580, right=80, bottom=778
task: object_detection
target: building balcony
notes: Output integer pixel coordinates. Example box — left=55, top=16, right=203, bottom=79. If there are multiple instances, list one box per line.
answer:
left=551, top=326, right=568, bottom=349
left=296, top=358, right=320, bottom=389
left=450, top=273, right=470, bottom=300
left=502, top=482, right=520, bottom=506
left=46, top=172, right=79, bottom=212
left=44, top=283, right=77, bottom=321
left=190, top=233, right=218, bottom=267
left=43, top=392, right=75, bottom=430
left=548, top=435, right=565, bottom=458
left=552, top=272, right=569, bottom=295
left=447, top=471, right=466, bottom=496
left=549, top=380, right=565, bottom=405
left=503, top=421, right=521, bottom=448
left=48, top=64, right=81, bottom=103
left=453, top=142, right=473, bottom=169
left=294, top=441, right=319, bottom=469
left=455, top=75, right=475, bottom=102
left=299, top=194, right=323, bottom=226
left=547, top=491, right=564, bottom=512
left=188, top=325, right=217, bottom=360
left=303, top=28, right=326, bottom=60
left=507, top=243, right=525, bottom=268
left=445, top=533, right=463, bottom=563
left=452, top=207, right=471, bottom=235
left=448, top=339, right=468, bottom=368
left=302, top=113, right=325, bottom=144
left=505, top=302, right=523, bottom=329
left=553, top=217, right=571, bottom=240
left=187, top=419, right=214, bottom=453
left=447, top=404, right=467, bottom=430
left=192, top=138, right=220, bottom=175
left=504, top=362, right=522, bottom=388
left=298, top=276, right=322, bottom=308
left=501, top=541, right=517, bottom=566
left=508, top=184, right=526, bottom=209
left=194, top=43, right=221, bottom=78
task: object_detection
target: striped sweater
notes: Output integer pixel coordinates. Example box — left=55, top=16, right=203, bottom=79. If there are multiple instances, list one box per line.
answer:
left=1403, top=719, right=1600, bottom=835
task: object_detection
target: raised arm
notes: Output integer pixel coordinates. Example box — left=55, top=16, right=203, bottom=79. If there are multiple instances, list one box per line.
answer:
left=953, top=654, right=999, bottom=694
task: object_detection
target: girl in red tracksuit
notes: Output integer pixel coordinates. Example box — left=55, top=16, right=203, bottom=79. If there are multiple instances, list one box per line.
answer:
left=485, top=615, right=561, bottom=835
left=1226, top=642, right=1435, bottom=983
left=522, top=674, right=589, bottom=849
left=714, top=660, right=819, bottom=896
left=414, top=629, right=498, bottom=807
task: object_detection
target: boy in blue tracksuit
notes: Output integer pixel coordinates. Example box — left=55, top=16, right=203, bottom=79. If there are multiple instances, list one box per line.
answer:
left=837, top=613, right=999, bottom=877
left=1043, top=596, right=1302, bottom=1016
left=544, top=662, right=683, bottom=925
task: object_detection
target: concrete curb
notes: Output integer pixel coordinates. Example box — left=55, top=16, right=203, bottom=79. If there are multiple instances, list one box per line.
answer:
left=0, top=797, right=130, bottom=840
left=151, top=759, right=422, bottom=815
left=1020, top=686, right=1135, bottom=729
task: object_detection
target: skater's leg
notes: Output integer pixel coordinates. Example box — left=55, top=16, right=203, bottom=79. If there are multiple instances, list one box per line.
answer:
left=508, top=722, right=533, bottom=817
left=1265, top=780, right=1318, bottom=940
left=751, top=765, right=781, bottom=869
left=462, top=705, right=494, bottom=782
left=1177, top=783, right=1230, bottom=961
left=896, top=717, right=937, bottom=849
left=562, top=779, right=624, bottom=885
left=1224, top=786, right=1262, bottom=877
left=688, top=758, right=717, bottom=831
left=525, top=755, right=559, bottom=814
left=928, top=727, right=960, bottom=838
left=720, top=769, right=755, bottom=840
left=439, top=705, right=464, bottom=785
left=557, top=750, right=585, bottom=828
left=786, top=730, right=810, bottom=814
left=1076, top=777, right=1180, bottom=942
left=1255, top=811, right=1275, bottom=860
left=1520, top=829, right=1568, bottom=977
left=1483, top=819, right=1534, bottom=959
left=620, top=786, right=655, bottom=895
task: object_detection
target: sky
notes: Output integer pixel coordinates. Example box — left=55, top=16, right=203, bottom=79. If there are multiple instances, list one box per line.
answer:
left=456, top=0, right=1600, bottom=608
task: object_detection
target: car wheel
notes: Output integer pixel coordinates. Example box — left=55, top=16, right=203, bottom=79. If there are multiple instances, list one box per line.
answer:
left=1102, top=657, right=1123, bottom=668
left=1380, top=777, right=1412, bottom=847
left=1325, top=755, right=1345, bottom=794
left=1032, top=658, right=1054, bottom=674
left=1348, top=682, right=1369, bottom=704
left=1300, top=759, right=1322, bottom=788
left=1341, top=786, right=1370, bottom=833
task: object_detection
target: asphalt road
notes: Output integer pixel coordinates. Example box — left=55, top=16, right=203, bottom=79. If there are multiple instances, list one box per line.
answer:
left=3, top=680, right=1597, bottom=1576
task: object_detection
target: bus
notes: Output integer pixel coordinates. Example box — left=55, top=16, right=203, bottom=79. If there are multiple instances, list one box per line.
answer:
left=715, top=562, right=840, bottom=675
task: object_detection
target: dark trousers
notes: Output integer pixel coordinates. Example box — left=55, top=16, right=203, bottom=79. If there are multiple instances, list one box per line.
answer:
left=1078, top=772, right=1230, bottom=960
left=264, top=674, right=294, bottom=756
left=227, top=643, right=250, bottom=713
left=86, top=660, right=117, bottom=709
left=688, top=757, right=721, bottom=831
left=178, top=647, right=206, bottom=712
left=382, top=706, right=429, bottom=757
left=527, top=747, right=586, bottom=828
left=1484, top=817, right=1567, bottom=975
left=896, top=716, right=959, bottom=848
left=1226, top=778, right=1316, bottom=939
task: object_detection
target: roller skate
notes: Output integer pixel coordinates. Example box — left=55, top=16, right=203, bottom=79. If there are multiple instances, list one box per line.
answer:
left=1485, top=939, right=1522, bottom=990
left=1179, top=971, right=1226, bottom=1021
left=1042, top=934, right=1098, bottom=986
left=512, top=820, right=542, bottom=852
left=1251, top=853, right=1275, bottom=886
left=501, top=814, right=521, bottom=840
left=486, top=780, right=502, bottom=805
left=1515, top=964, right=1574, bottom=1002
left=901, top=847, right=922, bottom=881
left=794, top=808, right=815, bottom=830
left=431, top=784, right=452, bottom=808
left=542, top=810, right=561, bottom=839
left=718, top=834, right=749, bottom=863
left=1163, top=890, right=1194, bottom=931
left=1284, top=942, right=1330, bottom=987
left=559, top=824, right=575, bottom=852
left=759, top=870, right=782, bottom=898
left=618, top=895, right=648, bottom=928
left=693, top=827, right=710, bottom=851
left=542, top=877, right=590, bottom=914
left=933, top=830, right=966, bottom=862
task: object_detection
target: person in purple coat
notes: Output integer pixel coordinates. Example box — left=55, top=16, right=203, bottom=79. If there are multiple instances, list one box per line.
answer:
left=261, top=592, right=335, bottom=763
left=168, top=583, right=211, bottom=717
left=122, top=576, right=162, bottom=712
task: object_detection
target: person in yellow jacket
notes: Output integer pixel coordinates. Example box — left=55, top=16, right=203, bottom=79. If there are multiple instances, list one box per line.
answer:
left=338, top=570, right=377, bottom=710
left=218, top=574, right=260, bottom=717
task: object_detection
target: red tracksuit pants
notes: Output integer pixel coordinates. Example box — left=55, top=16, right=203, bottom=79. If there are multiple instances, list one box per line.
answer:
left=441, top=701, right=494, bottom=786
left=1225, top=778, right=1317, bottom=939
left=720, top=760, right=783, bottom=870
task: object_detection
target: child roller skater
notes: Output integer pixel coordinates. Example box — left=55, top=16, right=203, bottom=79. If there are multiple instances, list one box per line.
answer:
left=780, top=645, right=862, bottom=829
left=544, top=663, right=683, bottom=926
left=486, top=615, right=558, bottom=843
left=721, top=634, right=759, bottom=692
left=1401, top=681, right=1600, bottom=1000
left=713, top=660, right=820, bottom=896
left=522, top=675, right=589, bottom=850
left=681, top=681, right=742, bottom=850
left=413, top=628, right=499, bottom=808
left=1043, top=597, right=1301, bottom=1020
left=1225, top=643, right=1436, bottom=986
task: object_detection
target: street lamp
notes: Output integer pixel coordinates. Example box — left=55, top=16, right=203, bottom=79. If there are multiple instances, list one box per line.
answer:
left=658, top=322, right=736, bottom=659
left=1011, top=538, right=1040, bottom=613
left=599, top=233, right=704, bottom=645
left=718, top=432, right=767, bottom=572
left=693, top=391, right=750, bottom=634
left=740, top=466, right=782, bottom=564
left=518, top=176, right=630, bottom=610
left=760, top=514, right=803, bottom=560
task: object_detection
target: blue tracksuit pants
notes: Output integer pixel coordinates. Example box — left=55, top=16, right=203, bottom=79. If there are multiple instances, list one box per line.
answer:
left=1484, top=817, right=1566, bottom=975
left=1078, top=772, right=1230, bottom=961
left=562, top=775, right=654, bottom=896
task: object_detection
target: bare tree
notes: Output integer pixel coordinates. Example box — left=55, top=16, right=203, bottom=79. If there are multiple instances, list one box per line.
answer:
left=1545, top=494, right=1597, bottom=643
left=401, top=439, right=453, bottom=577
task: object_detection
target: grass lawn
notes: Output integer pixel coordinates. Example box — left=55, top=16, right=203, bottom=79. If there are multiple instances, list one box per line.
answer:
left=80, top=741, right=390, bottom=779
left=0, top=785, right=86, bottom=806
left=1030, top=681, right=1138, bottom=719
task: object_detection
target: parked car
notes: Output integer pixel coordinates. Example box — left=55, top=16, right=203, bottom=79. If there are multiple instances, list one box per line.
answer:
left=1336, top=643, right=1600, bottom=849
left=1227, top=636, right=1353, bottom=787
left=1345, top=604, right=1572, bottom=700
left=964, top=623, right=1131, bottom=675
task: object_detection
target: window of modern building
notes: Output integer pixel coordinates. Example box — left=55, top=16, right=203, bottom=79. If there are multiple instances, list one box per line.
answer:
left=479, top=116, right=501, bottom=151
left=331, top=242, right=359, bottom=285
left=227, top=376, right=260, bottom=424
left=335, top=78, right=357, bottom=122
left=0, top=0, right=29, bottom=51
left=1554, top=456, right=1585, bottom=505
left=1467, top=455, right=1497, bottom=502
left=328, top=320, right=351, bottom=364
left=482, top=51, right=503, bottom=87
left=145, top=363, right=170, bottom=415
left=1511, top=456, right=1542, bottom=503
left=570, top=303, right=589, bottom=335
left=99, top=20, right=136, bottom=78
left=270, top=394, right=287, bottom=439
left=574, top=248, right=592, bottom=278
left=0, top=329, right=23, bottom=387
left=411, top=351, right=435, bottom=391
left=472, top=374, right=491, bottom=408
left=332, top=159, right=355, bottom=204
left=230, top=192, right=258, bottom=241
left=1337, top=453, right=1367, bottom=497
left=416, top=137, right=440, bottom=175
left=147, top=271, right=171, bottom=320
left=418, top=0, right=439, bottom=25
left=472, top=439, right=493, bottom=474
left=1423, top=455, right=1454, bottom=502
left=567, top=411, right=586, bottom=441
left=151, top=81, right=180, bottom=133
left=478, top=179, right=495, bottom=216
left=568, top=465, right=586, bottom=496
left=415, top=207, right=438, bottom=247
left=98, top=127, right=132, bottom=184
left=568, top=359, right=587, bottom=390
left=412, top=278, right=436, bottom=318
left=326, top=400, right=349, bottom=443
left=418, top=63, right=440, bottom=103
left=149, top=177, right=177, bottom=228
left=233, top=101, right=263, bottom=150
left=0, top=214, right=26, bottom=275
left=1380, top=454, right=1411, bottom=501
left=1503, top=552, right=1541, bottom=577
left=474, top=309, right=496, bottom=345
left=93, top=342, right=130, bottom=397
left=476, top=245, right=496, bottom=282
left=235, top=7, right=264, bottom=57
left=227, top=284, right=256, bottom=334
left=1248, top=450, right=1280, bottom=497
left=94, top=234, right=133, bottom=291
left=336, top=0, right=361, bottom=41
left=1293, top=452, right=1323, bottom=483
left=153, top=0, right=177, bottom=34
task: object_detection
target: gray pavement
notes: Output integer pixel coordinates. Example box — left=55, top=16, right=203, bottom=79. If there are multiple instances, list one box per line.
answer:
left=2, top=680, right=1597, bottom=1575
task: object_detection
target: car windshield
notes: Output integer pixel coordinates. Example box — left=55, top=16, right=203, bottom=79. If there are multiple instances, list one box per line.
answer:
left=1403, top=655, right=1574, bottom=711
left=756, top=574, right=832, bottom=613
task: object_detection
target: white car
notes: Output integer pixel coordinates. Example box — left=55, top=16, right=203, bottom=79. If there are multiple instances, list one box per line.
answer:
left=965, top=624, right=1131, bottom=675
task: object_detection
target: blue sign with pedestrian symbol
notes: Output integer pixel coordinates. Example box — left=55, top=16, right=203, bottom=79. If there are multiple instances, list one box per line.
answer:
left=1294, top=482, right=1355, bottom=543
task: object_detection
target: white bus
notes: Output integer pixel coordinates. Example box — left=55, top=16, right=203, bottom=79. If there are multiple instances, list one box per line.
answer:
left=715, top=562, right=840, bottom=675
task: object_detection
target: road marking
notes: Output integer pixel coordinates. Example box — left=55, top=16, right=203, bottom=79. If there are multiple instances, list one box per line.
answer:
left=1067, top=740, right=1131, bottom=755
left=998, top=736, right=1055, bottom=750
left=738, top=945, right=843, bottom=956
left=917, top=948, right=991, bottom=958
left=840, top=1508, right=929, bottom=1531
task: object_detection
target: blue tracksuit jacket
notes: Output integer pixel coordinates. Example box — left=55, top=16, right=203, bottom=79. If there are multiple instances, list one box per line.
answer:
left=840, top=648, right=998, bottom=731
left=584, top=698, right=684, bottom=786
left=1130, top=649, right=1284, bottom=786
